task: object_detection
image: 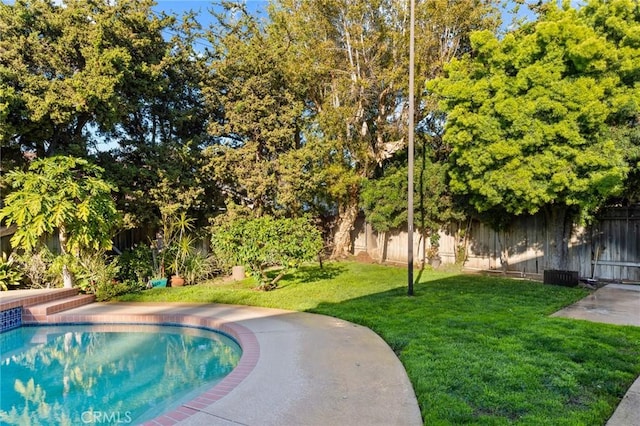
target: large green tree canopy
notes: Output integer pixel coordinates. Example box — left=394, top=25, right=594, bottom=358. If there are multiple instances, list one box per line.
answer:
left=0, top=0, right=172, bottom=162
left=202, top=3, right=306, bottom=218
left=0, top=0, right=220, bottom=228
left=254, top=0, right=499, bottom=258
left=429, top=0, right=639, bottom=268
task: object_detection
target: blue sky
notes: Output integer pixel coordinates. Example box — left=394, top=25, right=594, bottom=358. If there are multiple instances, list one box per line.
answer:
left=151, top=1, right=586, bottom=33
left=152, top=0, right=269, bottom=26
left=1, top=1, right=587, bottom=28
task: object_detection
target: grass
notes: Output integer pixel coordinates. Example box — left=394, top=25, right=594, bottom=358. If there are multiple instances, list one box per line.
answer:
left=115, top=262, right=640, bottom=425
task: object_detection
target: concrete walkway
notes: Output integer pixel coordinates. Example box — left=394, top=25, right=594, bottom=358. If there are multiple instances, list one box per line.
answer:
left=23, top=302, right=423, bottom=426
left=552, top=284, right=640, bottom=426
left=552, top=284, right=640, bottom=326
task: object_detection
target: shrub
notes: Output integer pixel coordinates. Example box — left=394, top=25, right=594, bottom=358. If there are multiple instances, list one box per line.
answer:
left=0, top=156, right=121, bottom=288
left=67, top=252, right=120, bottom=295
left=118, top=245, right=154, bottom=283
left=13, top=249, right=54, bottom=288
left=182, top=251, right=219, bottom=286
left=94, top=279, right=144, bottom=302
left=0, top=252, right=24, bottom=291
left=48, top=251, right=145, bottom=300
left=211, top=216, right=323, bottom=290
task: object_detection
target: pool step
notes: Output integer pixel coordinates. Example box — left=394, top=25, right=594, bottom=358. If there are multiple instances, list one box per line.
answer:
left=0, top=288, right=79, bottom=312
left=23, top=294, right=96, bottom=324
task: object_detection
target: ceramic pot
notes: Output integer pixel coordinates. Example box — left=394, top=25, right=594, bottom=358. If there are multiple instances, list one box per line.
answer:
left=170, top=275, right=185, bottom=287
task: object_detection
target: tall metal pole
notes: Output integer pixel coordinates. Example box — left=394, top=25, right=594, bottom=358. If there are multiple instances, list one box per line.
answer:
left=407, top=0, right=415, bottom=296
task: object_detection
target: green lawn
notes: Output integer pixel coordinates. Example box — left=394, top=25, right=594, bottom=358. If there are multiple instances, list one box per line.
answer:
left=116, top=262, right=640, bottom=425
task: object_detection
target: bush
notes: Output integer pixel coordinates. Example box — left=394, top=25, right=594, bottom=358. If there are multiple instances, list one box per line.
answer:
left=49, top=250, right=145, bottom=301
left=94, top=279, right=144, bottom=301
left=13, top=249, right=54, bottom=288
left=182, top=251, right=219, bottom=286
left=0, top=252, right=24, bottom=291
left=211, top=216, right=323, bottom=290
left=117, top=244, right=154, bottom=283
left=68, top=252, right=119, bottom=295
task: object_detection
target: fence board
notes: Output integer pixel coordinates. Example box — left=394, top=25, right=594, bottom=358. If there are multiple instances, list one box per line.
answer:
left=2, top=206, right=639, bottom=282
left=351, top=205, right=640, bottom=282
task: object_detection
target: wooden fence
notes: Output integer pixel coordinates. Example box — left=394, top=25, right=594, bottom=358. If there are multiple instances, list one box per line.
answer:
left=3, top=205, right=639, bottom=281
left=351, top=205, right=640, bottom=282
left=0, top=226, right=210, bottom=256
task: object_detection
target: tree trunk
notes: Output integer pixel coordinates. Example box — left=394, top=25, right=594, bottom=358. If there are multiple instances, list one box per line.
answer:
left=381, top=231, right=389, bottom=263
left=454, top=219, right=471, bottom=265
left=58, top=226, right=75, bottom=288
left=62, top=264, right=74, bottom=289
left=544, top=205, right=575, bottom=270
left=331, top=196, right=360, bottom=259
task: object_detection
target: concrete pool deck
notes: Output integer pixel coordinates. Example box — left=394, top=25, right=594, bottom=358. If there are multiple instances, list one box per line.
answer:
left=1, top=295, right=423, bottom=426
left=4, top=284, right=639, bottom=425
left=551, top=283, right=640, bottom=426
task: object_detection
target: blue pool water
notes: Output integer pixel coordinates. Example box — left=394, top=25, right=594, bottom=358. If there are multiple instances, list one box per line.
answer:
left=0, top=324, right=241, bottom=425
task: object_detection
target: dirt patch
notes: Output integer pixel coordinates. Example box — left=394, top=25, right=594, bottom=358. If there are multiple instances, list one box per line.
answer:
left=354, top=251, right=376, bottom=264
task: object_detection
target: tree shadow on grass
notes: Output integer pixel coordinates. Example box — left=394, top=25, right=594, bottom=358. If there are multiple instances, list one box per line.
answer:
left=305, top=274, right=640, bottom=425
left=270, top=262, right=348, bottom=287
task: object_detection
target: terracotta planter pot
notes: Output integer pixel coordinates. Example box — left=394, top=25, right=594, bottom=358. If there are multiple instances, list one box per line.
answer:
left=170, top=275, right=185, bottom=287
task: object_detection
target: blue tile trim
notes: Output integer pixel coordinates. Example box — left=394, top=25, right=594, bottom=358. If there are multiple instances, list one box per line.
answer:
left=1, top=307, right=22, bottom=333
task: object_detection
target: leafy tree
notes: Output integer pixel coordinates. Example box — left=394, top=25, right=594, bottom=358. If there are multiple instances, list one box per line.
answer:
left=361, top=140, right=467, bottom=263
left=202, top=3, right=306, bottom=218
left=197, top=0, right=497, bottom=260
left=211, top=216, right=323, bottom=291
left=362, top=147, right=462, bottom=232
left=0, top=0, right=173, bottom=165
left=581, top=0, right=640, bottom=203
left=0, top=156, right=120, bottom=287
left=428, top=1, right=639, bottom=269
left=269, top=0, right=412, bottom=257
left=95, top=11, right=221, bottom=229
left=98, top=141, right=219, bottom=230
left=265, top=0, right=499, bottom=258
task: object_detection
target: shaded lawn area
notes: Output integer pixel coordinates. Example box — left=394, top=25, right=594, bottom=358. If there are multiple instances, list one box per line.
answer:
left=116, top=262, right=640, bottom=425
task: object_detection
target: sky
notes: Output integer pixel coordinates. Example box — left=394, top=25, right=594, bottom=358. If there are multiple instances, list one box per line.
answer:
left=1, top=1, right=588, bottom=29
left=150, top=1, right=586, bottom=34
left=152, top=0, right=269, bottom=26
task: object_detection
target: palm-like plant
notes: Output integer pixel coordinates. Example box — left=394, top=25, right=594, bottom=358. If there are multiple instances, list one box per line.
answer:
left=158, top=211, right=196, bottom=279
left=172, top=235, right=195, bottom=277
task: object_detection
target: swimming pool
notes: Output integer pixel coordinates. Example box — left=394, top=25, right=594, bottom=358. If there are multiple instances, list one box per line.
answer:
left=0, top=324, right=241, bottom=425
